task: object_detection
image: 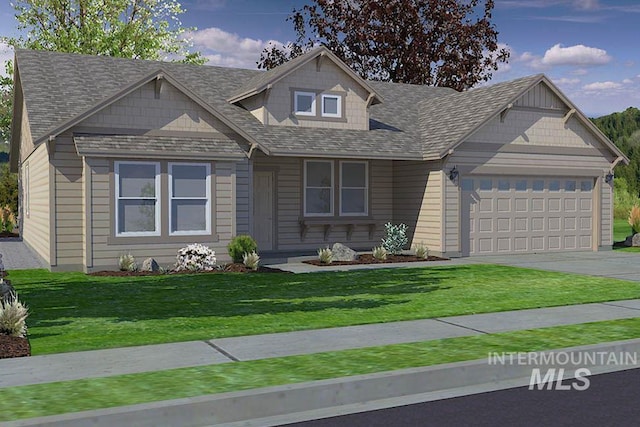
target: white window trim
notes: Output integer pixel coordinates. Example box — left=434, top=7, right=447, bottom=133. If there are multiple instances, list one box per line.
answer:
left=339, top=161, right=368, bottom=216
left=114, top=161, right=161, bottom=237
left=304, top=159, right=334, bottom=217
left=321, top=94, right=342, bottom=118
left=168, top=162, right=211, bottom=236
left=294, top=91, right=316, bottom=116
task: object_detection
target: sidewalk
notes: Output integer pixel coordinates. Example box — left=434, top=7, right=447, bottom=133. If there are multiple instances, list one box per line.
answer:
left=2, top=298, right=640, bottom=389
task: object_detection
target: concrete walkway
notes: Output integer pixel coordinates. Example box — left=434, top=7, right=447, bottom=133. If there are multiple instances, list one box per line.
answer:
left=267, top=250, right=640, bottom=282
left=2, top=298, right=640, bottom=389
left=0, top=238, right=47, bottom=270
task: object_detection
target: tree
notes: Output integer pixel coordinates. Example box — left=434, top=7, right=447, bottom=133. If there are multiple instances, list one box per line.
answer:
left=258, top=0, right=510, bottom=90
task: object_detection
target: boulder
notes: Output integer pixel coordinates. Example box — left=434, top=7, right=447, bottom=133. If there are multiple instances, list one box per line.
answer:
left=632, top=234, right=640, bottom=247
left=332, top=243, right=358, bottom=262
left=141, top=257, right=160, bottom=272
left=0, top=279, right=15, bottom=303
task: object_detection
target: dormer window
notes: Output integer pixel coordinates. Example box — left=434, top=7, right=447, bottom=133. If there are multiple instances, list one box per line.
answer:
left=294, top=91, right=316, bottom=116
left=321, top=94, right=342, bottom=118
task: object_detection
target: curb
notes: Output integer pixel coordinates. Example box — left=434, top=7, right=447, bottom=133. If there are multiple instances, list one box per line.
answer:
left=6, top=338, right=640, bottom=427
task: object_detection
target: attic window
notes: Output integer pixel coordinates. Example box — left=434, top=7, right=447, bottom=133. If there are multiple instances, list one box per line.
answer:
left=294, top=91, right=316, bottom=116
left=321, top=94, right=342, bottom=118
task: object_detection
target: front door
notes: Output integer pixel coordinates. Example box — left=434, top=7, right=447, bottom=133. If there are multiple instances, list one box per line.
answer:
left=253, top=171, right=274, bottom=251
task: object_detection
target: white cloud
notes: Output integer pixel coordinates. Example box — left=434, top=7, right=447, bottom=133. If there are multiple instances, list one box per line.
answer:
left=572, top=68, right=588, bottom=75
left=187, top=27, right=286, bottom=69
left=553, top=77, right=580, bottom=85
left=0, top=42, right=13, bottom=78
left=518, top=51, right=546, bottom=70
left=572, top=0, right=599, bottom=10
left=623, top=78, right=634, bottom=84
left=541, top=44, right=611, bottom=66
left=582, top=81, right=622, bottom=91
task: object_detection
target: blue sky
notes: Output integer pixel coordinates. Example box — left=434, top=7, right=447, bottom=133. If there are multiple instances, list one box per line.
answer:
left=1, top=0, right=639, bottom=117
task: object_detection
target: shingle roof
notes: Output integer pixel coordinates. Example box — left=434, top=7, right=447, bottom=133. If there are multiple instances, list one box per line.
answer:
left=74, top=135, right=247, bottom=159
left=16, top=49, right=619, bottom=162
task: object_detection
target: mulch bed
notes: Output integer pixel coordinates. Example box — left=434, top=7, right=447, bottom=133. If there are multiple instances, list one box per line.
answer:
left=89, top=263, right=290, bottom=277
left=0, top=335, right=30, bottom=359
left=0, top=231, right=20, bottom=238
left=304, top=254, right=448, bottom=266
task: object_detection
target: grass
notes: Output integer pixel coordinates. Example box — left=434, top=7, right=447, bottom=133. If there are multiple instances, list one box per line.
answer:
left=2, top=317, right=640, bottom=421
left=10, top=265, right=640, bottom=355
left=613, top=218, right=640, bottom=252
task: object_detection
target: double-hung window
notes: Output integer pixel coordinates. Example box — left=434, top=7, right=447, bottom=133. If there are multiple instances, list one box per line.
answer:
left=115, top=161, right=160, bottom=236
left=169, top=163, right=211, bottom=235
left=321, top=94, right=342, bottom=118
left=340, top=161, right=368, bottom=215
left=304, top=160, right=333, bottom=216
left=294, top=91, right=316, bottom=116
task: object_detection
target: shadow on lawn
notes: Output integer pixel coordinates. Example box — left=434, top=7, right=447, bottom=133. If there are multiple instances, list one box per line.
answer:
left=17, top=266, right=457, bottom=327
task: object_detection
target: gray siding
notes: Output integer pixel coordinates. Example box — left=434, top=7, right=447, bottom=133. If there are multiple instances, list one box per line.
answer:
left=392, top=160, right=444, bottom=252
left=514, top=83, right=565, bottom=110
left=236, top=158, right=250, bottom=235
left=253, top=153, right=392, bottom=251
left=86, top=158, right=238, bottom=271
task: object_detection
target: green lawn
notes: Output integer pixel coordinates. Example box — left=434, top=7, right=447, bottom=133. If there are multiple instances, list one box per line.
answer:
left=10, top=265, right=640, bottom=355
left=2, top=317, right=640, bottom=421
left=613, top=218, right=640, bottom=252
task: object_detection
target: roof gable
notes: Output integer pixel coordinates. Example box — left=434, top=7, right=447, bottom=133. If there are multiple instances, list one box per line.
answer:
left=227, top=46, right=384, bottom=106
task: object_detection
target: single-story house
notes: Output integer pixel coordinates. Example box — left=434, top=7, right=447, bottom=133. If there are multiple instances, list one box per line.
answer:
left=10, top=46, right=627, bottom=272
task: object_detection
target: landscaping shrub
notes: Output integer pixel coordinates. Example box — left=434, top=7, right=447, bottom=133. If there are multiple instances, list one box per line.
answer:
left=175, top=243, right=217, bottom=271
left=243, top=251, right=260, bottom=271
left=118, top=253, right=138, bottom=272
left=0, top=206, right=15, bottom=233
left=381, top=222, right=408, bottom=255
left=372, top=246, right=387, bottom=260
left=414, top=243, right=429, bottom=259
left=227, top=235, right=258, bottom=263
left=0, top=294, right=28, bottom=338
left=614, top=177, right=639, bottom=219
left=629, top=205, right=640, bottom=234
left=317, top=247, right=333, bottom=264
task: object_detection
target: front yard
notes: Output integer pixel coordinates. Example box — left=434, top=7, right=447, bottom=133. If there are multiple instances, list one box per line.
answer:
left=10, top=264, right=640, bottom=355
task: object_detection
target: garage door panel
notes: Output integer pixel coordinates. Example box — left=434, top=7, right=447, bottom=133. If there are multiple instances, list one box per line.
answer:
left=464, top=176, right=595, bottom=255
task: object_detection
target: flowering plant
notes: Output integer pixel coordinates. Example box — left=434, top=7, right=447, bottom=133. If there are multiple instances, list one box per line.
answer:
left=175, top=243, right=217, bottom=271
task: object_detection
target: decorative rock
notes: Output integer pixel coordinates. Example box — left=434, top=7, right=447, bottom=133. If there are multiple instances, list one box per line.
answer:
left=632, top=234, right=640, bottom=247
left=624, top=235, right=633, bottom=247
left=0, top=279, right=15, bottom=303
left=141, top=258, right=160, bottom=272
left=331, top=243, right=358, bottom=262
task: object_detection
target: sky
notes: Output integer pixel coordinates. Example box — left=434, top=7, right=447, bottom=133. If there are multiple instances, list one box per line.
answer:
left=1, top=0, right=639, bottom=117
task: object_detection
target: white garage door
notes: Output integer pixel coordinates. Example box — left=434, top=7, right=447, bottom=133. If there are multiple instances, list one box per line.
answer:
left=462, top=177, right=595, bottom=255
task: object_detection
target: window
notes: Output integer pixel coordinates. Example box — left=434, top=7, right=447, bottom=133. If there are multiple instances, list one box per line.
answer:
left=515, top=180, right=527, bottom=191
left=294, top=91, right=316, bottom=116
left=169, top=163, right=211, bottom=235
left=479, top=179, right=492, bottom=191
left=340, top=161, right=368, bottom=215
left=498, top=179, right=510, bottom=191
left=565, top=180, right=576, bottom=192
left=304, top=160, right=333, bottom=216
left=321, top=94, right=342, bottom=118
left=549, top=180, right=560, bottom=191
left=532, top=180, right=544, bottom=192
left=24, top=163, right=29, bottom=217
left=115, top=161, right=160, bottom=236
left=580, top=180, right=593, bottom=192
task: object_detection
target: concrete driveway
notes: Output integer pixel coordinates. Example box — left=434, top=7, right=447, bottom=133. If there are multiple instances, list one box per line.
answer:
left=465, top=250, right=640, bottom=282
left=0, top=238, right=47, bottom=270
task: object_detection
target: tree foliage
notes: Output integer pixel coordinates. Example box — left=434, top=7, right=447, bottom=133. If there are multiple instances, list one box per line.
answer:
left=258, top=0, right=510, bottom=90
left=592, top=107, right=640, bottom=198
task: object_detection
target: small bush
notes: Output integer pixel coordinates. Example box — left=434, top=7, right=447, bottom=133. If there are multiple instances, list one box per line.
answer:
left=175, top=243, right=217, bottom=271
left=414, top=243, right=429, bottom=259
left=381, top=222, right=408, bottom=255
left=629, top=205, right=640, bottom=234
left=0, top=206, right=15, bottom=233
left=228, top=235, right=258, bottom=263
left=614, top=177, right=639, bottom=219
left=243, top=251, right=260, bottom=271
left=0, top=294, right=28, bottom=338
left=118, top=253, right=138, bottom=272
left=318, top=247, right=333, bottom=264
left=372, top=246, right=387, bottom=261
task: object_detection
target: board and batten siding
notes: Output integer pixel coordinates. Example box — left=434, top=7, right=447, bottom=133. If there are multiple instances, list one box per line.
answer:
left=252, top=154, right=392, bottom=250
left=392, top=160, right=444, bottom=253
left=84, top=158, right=239, bottom=271
left=20, top=142, right=50, bottom=264
left=235, top=158, right=250, bottom=236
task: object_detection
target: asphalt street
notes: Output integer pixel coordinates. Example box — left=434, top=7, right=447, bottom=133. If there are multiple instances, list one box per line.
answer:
left=281, top=367, right=640, bottom=427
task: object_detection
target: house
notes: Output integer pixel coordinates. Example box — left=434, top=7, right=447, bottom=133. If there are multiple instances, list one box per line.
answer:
left=10, top=47, right=627, bottom=272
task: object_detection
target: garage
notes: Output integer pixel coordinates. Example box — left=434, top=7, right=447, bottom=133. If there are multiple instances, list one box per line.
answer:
left=461, top=176, right=596, bottom=255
